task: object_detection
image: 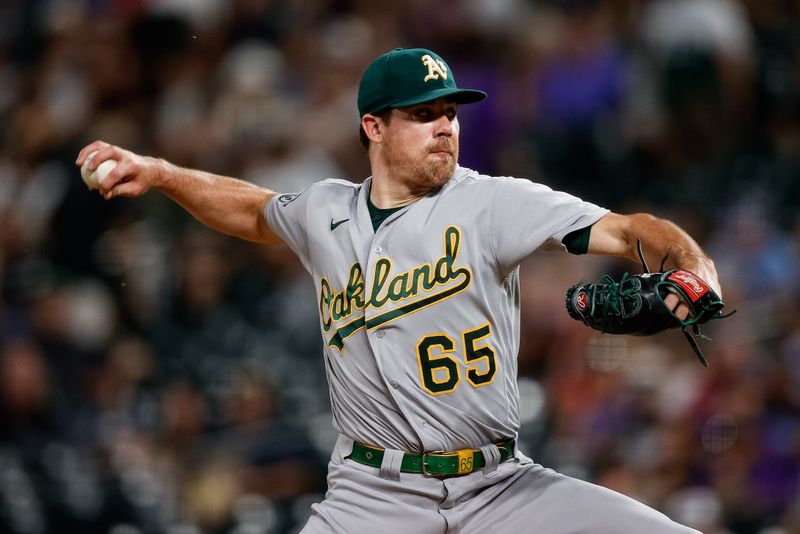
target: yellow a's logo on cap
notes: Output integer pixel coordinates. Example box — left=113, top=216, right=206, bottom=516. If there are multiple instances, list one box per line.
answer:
left=421, top=54, right=448, bottom=82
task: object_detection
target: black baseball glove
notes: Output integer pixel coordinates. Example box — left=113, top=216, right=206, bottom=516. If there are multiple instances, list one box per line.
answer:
left=565, top=261, right=732, bottom=366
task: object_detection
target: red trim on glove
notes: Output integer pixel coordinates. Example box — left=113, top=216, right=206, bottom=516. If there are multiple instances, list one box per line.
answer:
left=666, top=270, right=710, bottom=302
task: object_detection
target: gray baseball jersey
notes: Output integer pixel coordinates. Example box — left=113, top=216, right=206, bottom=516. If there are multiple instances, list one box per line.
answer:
left=264, top=165, right=607, bottom=452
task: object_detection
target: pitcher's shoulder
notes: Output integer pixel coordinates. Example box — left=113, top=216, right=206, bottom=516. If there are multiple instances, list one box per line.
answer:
left=276, top=178, right=363, bottom=203
left=449, top=167, right=516, bottom=191
left=310, top=178, right=363, bottom=195
left=453, top=169, right=554, bottom=192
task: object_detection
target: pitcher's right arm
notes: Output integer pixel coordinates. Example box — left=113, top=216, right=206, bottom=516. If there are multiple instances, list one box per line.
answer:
left=76, top=141, right=282, bottom=245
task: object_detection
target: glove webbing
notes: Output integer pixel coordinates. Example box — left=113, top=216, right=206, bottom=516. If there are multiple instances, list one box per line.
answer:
left=595, top=272, right=639, bottom=330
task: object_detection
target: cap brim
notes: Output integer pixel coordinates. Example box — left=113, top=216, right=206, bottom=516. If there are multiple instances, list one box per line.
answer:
left=390, top=87, right=487, bottom=110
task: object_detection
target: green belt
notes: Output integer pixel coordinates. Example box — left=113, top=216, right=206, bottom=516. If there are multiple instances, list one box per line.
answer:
left=347, top=440, right=515, bottom=477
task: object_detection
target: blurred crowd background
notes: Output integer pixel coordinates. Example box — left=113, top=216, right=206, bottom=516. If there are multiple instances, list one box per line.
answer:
left=0, top=0, right=798, bottom=533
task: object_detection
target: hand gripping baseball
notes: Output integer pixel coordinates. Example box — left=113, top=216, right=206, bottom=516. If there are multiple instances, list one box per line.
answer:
left=76, top=141, right=163, bottom=200
left=565, top=243, right=734, bottom=366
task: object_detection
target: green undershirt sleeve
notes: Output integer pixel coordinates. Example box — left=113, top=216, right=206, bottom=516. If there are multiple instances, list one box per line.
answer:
left=562, top=225, right=593, bottom=255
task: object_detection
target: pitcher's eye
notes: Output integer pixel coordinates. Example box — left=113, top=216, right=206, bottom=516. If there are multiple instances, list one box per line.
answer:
left=414, top=108, right=432, bottom=120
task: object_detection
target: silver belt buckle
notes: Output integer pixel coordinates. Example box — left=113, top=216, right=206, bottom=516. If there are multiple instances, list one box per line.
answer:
left=420, top=450, right=445, bottom=477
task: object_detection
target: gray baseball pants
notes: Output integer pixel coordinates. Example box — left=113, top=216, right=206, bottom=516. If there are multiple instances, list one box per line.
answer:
left=300, top=434, right=700, bottom=533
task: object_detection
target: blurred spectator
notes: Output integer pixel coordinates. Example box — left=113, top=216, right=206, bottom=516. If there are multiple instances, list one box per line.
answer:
left=0, top=340, right=58, bottom=454
left=709, top=199, right=800, bottom=300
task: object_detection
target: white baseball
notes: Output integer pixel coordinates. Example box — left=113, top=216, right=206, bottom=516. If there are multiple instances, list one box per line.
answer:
left=80, top=150, right=117, bottom=190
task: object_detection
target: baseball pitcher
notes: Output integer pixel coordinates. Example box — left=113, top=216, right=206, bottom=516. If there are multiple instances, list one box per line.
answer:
left=77, top=48, right=726, bottom=533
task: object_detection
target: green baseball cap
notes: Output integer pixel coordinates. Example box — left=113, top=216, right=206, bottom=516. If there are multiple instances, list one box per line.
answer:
left=357, top=48, right=487, bottom=117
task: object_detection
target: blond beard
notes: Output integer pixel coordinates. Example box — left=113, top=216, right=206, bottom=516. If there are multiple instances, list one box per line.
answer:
left=384, top=141, right=458, bottom=197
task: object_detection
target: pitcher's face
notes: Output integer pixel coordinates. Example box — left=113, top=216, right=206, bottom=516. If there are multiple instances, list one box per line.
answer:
left=380, top=98, right=460, bottom=195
